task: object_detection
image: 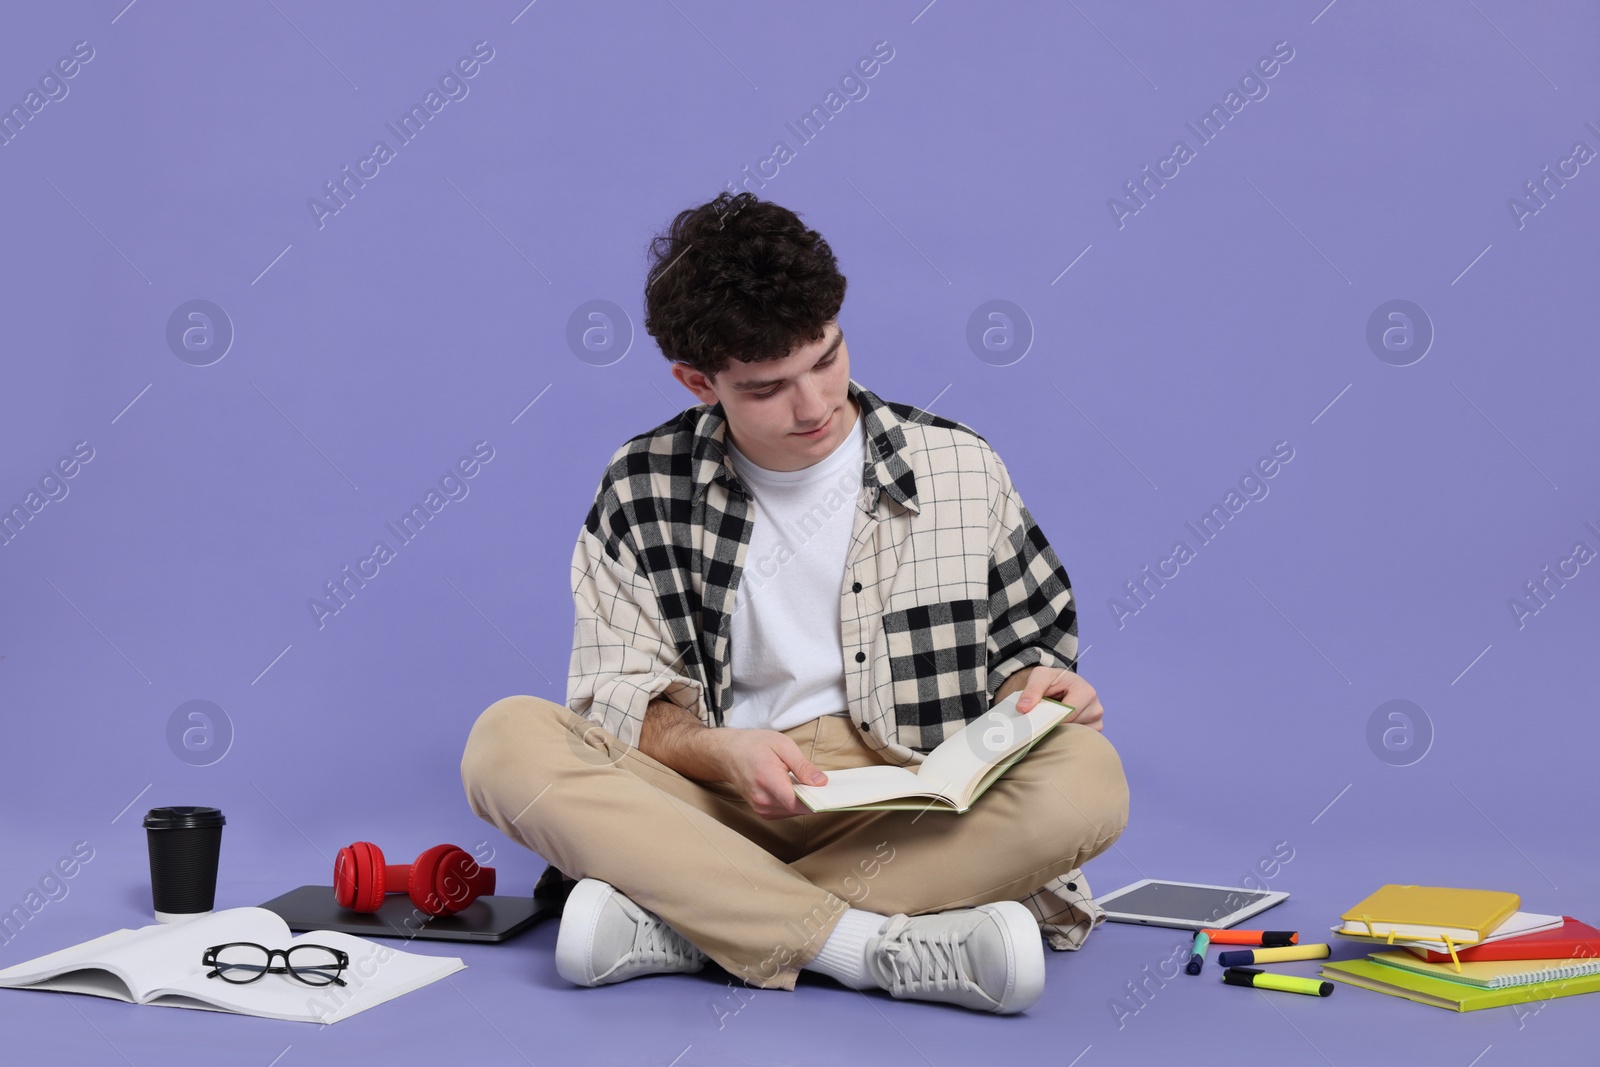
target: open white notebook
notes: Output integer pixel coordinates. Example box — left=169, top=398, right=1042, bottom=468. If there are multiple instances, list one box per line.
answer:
left=793, top=692, right=1076, bottom=813
left=0, top=906, right=464, bottom=1023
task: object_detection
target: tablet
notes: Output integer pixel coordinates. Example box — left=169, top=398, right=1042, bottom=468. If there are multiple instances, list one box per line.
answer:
left=1097, top=879, right=1288, bottom=931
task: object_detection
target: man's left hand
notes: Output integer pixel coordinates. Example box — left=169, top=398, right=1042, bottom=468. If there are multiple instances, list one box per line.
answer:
left=1014, top=666, right=1105, bottom=731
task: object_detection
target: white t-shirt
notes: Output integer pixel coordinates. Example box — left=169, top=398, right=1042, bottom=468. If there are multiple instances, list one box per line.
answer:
left=723, top=412, right=866, bottom=732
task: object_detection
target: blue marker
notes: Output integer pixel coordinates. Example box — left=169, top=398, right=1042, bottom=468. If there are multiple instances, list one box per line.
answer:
left=1186, top=930, right=1210, bottom=976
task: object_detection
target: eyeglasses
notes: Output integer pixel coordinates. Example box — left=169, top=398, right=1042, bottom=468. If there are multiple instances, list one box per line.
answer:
left=201, top=942, right=350, bottom=987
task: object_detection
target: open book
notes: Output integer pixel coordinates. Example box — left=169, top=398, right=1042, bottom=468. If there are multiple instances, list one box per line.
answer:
left=792, top=692, right=1076, bottom=813
left=0, top=906, right=464, bottom=1024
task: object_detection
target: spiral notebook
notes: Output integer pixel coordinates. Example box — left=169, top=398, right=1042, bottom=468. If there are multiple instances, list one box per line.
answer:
left=1322, top=958, right=1600, bottom=1012
left=1368, top=950, right=1600, bottom=990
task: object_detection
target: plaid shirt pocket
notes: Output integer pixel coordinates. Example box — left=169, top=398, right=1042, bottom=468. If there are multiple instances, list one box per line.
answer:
left=882, top=598, right=990, bottom=741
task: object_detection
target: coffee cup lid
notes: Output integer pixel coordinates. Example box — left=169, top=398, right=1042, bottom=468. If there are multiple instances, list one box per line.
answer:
left=143, top=806, right=225, bottom=830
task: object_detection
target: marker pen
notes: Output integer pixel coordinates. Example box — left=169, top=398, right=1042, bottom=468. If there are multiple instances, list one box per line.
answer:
left=1202, top=929, right=1298, bottom=947
left=1186, top=931, right=1210, bottom=976
left=1217, top=943, right=1331, bottom=967
left=1222, top=967, right=1333, bottom=997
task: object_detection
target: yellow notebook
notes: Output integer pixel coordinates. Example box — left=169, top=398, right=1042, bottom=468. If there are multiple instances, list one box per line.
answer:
left=1322, top=958, right=1600, bottom=1013
left=1335, top=885, right=1519, bottom=948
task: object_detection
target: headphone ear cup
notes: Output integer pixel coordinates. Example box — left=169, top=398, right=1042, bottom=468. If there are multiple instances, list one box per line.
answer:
left=409, top=844, right=458, bottom=916
left=335, top=841, right=388, bottom=913
left=410, top=844, right=493, bottom=916
left=334, top=845, right=358, bottom=908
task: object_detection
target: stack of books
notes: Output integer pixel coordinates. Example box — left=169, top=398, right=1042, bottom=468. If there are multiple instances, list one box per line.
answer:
left=1320, top=885, right=1600, bottom=1012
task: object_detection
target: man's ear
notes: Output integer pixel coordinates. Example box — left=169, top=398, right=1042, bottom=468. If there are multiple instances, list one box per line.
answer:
left=670, top=361, right=720, bottom=407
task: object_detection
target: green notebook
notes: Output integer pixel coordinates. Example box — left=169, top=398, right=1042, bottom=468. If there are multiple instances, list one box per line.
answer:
left=1367, top=949, right=1600, bottom=990
left=1322, top=958, right=1600, bottom=1012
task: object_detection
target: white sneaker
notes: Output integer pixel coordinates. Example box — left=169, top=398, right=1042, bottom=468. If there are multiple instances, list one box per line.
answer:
left=865, top=900, right=1045, bottom=1014
left=554, top=878, right=708, bottom=987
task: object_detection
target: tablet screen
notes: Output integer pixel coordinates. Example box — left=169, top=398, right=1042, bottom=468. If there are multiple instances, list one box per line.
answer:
left=1105, top=882, right=1274, bottom=924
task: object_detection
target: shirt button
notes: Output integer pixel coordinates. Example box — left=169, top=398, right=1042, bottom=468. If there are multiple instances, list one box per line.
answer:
left=852, top=581, right=862, bottom=593
left=854, top=651, right=866, bottom=663
left=859, top=720, right=869, bottom=731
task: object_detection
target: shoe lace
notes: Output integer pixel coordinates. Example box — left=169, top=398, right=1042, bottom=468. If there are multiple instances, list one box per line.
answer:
left=877, top=917, right=974, bottom=994
left=632, top=911, right=697, bottom=968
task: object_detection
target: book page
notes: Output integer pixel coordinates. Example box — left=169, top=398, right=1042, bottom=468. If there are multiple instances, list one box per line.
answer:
left=88, top=907, right=292, bottom=1001
left=154, top=926, right=466, bottom=1023
left=10, top=968, right=228, bottom=1013
left=961, top=743, right=1035, bottom=807
left=3, top=968, right=141, bottom=1004
left=808, top=797, right=963, bottom=812
left=917, top=696, right=1073, bottom=807
left=0, top=909, right=288, bottom=1004
left=1335, top=920, right=1482, bottom=943
left=790, top=695, right=1074, bottom=812
left=0, top=928, right=143, bottom=994
left=0, top=907, right=465, bottom=1023
left=793, top=765, right=944, bottom=811
left=1394, top=911, right=1563, bottom=952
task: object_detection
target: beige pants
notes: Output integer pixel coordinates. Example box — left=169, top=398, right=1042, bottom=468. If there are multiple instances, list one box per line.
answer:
left=460, top=696, right=1129, bottom=991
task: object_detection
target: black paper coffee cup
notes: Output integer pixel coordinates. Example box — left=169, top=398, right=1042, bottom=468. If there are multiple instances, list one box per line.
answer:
left=143, top=806, right=225, bottom=922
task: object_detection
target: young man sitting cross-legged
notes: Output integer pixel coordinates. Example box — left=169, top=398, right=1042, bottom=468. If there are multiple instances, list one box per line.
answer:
left=460, top=192, right=1129, bottom=1014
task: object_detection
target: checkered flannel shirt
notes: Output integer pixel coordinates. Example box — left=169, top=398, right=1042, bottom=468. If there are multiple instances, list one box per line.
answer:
left=568, top=375, right=1081, bottom=757
left=565, top=378, right=1103, bottom=947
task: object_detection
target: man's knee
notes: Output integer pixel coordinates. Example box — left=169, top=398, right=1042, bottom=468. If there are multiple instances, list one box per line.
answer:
left=460, top=694, right=572, bottom=799
left=1074, top=727, right=1130, bottom=837
left=1032, top=725, right=1130, bottom=856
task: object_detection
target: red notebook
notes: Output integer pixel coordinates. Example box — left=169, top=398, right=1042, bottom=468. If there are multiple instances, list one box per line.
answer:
left=1406, top=917, right=1600, bottom=964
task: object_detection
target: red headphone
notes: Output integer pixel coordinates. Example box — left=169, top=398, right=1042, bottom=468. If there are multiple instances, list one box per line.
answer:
left=334, top=842, right=496, bottom=916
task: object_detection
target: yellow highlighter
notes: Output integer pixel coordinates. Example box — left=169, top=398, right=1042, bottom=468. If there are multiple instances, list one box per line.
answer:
left=1222, top=967, right=1334, bottom=997
left=1216, top=943, right=1332, bottom=967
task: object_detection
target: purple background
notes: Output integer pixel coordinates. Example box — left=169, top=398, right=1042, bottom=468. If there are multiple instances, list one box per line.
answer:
left=2, top=1, right=1597, bottom=1063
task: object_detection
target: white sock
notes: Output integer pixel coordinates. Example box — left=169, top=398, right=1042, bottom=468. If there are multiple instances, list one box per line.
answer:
left=804, top=908, right=889, bottom=990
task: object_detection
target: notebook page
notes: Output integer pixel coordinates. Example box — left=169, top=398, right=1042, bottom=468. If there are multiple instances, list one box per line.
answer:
left=154, top=927, right=466, bottom=1023
left=0, top=928, right=143, bottom=990
left=82, top=907, right=291, bottom=1000
left=12, top=968, right=148, bottom=1005
left=1391, top=911, right=1564, bottom=953
left=0, top=909, right=289, bottom=1002
left=1334, top=919, right=1482, bottom=943
left=10, top=967, right=238, bottom=1014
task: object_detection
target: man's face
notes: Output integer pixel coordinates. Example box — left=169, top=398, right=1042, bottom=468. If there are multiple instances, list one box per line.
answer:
left=670, top=322, right=857, bottom=472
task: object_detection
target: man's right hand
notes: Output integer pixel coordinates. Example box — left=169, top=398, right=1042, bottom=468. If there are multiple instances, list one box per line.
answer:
left=706, top=729, right=828, bottom=820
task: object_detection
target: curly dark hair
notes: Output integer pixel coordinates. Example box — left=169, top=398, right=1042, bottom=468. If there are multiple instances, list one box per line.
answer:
left=643, top=192, right=847, bottom=379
